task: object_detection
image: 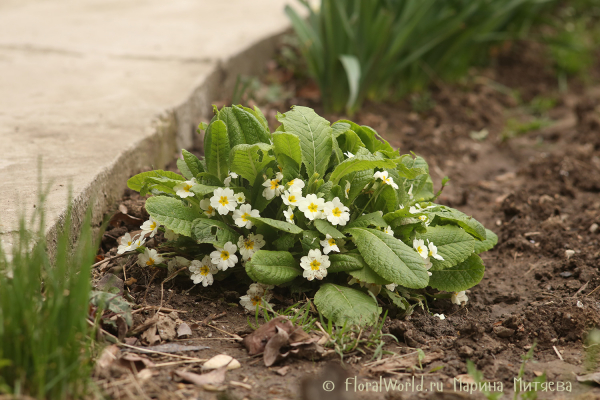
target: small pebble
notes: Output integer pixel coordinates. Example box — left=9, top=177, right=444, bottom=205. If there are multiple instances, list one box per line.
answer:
left=591, top=223, right=599, bottom=233
left=577, top=301, right=583, bottom=308
left=565, top=250, right=575, bottom=259
left=202, top=354, right=241, bottom=371
left=559, top=271, right=573, bottom=278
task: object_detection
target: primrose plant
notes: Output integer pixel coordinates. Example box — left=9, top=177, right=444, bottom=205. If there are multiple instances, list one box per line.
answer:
left=126, top=105, right=497, bottom=326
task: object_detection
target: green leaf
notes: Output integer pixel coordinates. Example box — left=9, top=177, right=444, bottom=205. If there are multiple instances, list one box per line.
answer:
left=340, top=169, right=373, bottom=204
left=204, top=119, right=230, bottom=181
left=229, top=143, right=274, bottom=184
left=279, top=153, right=300, bottom=184
left=330, top=148, right=396, bottom=184
left=338, top=129, right=365, bottom=155
left=190, top=184, right=220, bottom=197
left=346, top=227, right=428, bottom=289
left=274, top=234, right=297, bottom=251
left=331, top=122, right=351, bottom=138
left=340, top=54, right=361, bottom=111
left=182, top=149, right=204, bottom=176
left=196, top=172, right=223, bottom=187
left=345, top=212, right=387, bottom=230
left=337, top=120, right=392, bottom=153
left=328, top=253, right=367, bottom=273
left=314, top=284, right=380, bottom=327
left=191, top=218, right=239, bottom=247
left=90, top=291, right=133, bottom=327
left=277, top=106, right=333, bottom=178
left=416, top=225, right=476, bottom=271
left=127, top=170, right=184, bottom=192
left=177, top=158, right=193, bottom=180
left=247, top=216, right=303, bottom=234
left=473, top=229, right=498, bottom=254
left=432, top=208, right=487, bottom=240
left=428, top=254, right=485, bottom=292
left=245, top=251, right=301, bottom=285
left=377, top=184, right=399, bottom=214
left=242, top=105, right=269, bottom=133
left=381, top=288, right=408, bottom=311
left=313, top=219, right=345, bottom=239
left=349, top=263, right=392, bottom=285
left=301, top=230, right=321, bottom=252
left=217, top=106, right=270, bottom=147
left=145, top=196, right=201, bottom=237
left=272, top=132, right=302, bottom=165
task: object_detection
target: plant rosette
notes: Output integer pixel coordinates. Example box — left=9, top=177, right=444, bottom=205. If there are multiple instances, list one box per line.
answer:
left=126, top=105, right=498, bottom=326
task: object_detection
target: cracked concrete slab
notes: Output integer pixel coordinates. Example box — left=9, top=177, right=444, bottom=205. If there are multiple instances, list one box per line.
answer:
left=0, top=0, right=300, bottom=252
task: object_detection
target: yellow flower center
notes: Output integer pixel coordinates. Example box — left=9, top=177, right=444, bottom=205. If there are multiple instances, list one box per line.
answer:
left=383, top=178, right=390, bottom=184
left=150, top=222, right=156, bottom=230
left=310, top=260, right=321, bottom=270
left=206, top=206, right=214, bottom=214
left=288, top=194, right=297, bottom=203
left=308, top=203, right=318, bottom=213
left=183, top=184, right=192, bottom=192
left=241, top=212, right=250, bottom=222
left=270, top=180, right=279, bottom=190
left=419, top=215, right=427, bottom=221
left=127, top=241, right=132, bottom=246
left=251, top=295, right=262, bottom=306
left=220, top=251, right=230, bottom=260
left=288, top=179, right=295, bottom=186
left=146, top=258, right=155, bottom=266
left=244, top=240, right=254, bottom=250
left=200, top=265, right=210, bottom=276
left=288, top=213, right=294, bottom=221
left=332, top=207, right=342, bottom=217
left=328, top=238, right=336, bottom=246
left=417, top=246, right=425, bottom=255
left=346, top=187, right=350, bottom=194
left=219, top=196, right=229, bottom=206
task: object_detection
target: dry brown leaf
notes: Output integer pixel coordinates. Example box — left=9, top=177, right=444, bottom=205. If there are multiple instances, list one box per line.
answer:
left=128, top=343, right=209, bottom=354
left=276, top=366, right=290, bottom=376
left=242, top=316, right=294, bottom=355
left=264, top=326, right=290, bottom=367
left=157, top=314, right=177, bottom=341
left=202, top=354, right=240, bottom=371
left=129, top=315, right=159, bottom=336
left=577, top=372, right=600, bottom=385
left=95, top=344, right=119, bottom=371
left=177, top=323, right=193, bottom=338
left=367, top=351, right=444, bottom=374
left=109, top=211, right=142, bottom=227
left=174, top=366, right=227, bottom=388
left=116, top=353, right=155, bottom=373
left=140, top=324, right=161, bottom=346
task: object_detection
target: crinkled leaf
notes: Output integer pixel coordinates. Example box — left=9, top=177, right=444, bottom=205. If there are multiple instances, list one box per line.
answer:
left=416, top=225, right=476, bottom=271
left=277, top=106, right=333, bottom=178
left=217, top=106, right=270, bottom=147
left=229, top=143, right=274, bottom=184
left=429, top=254, right=485, bottom=292
left=145, top=196, right=201, bottom=237
left=329, top=148, right=395, bottom=184
left=432, top=208, right=486, bottom=241
left=301, top=230, right=321, bottom=252
left=127, top=170, right=184, bottom=192
left=196, top=172, right=223, bottom=187
left=190, top=184, right=220, bottom=197
left=247, top=216, right=303, bottom=234
left=177, top=158, right=194, bottom=180
left=191, top=218, right=239, bottom=247
left=204, top=120, right=230, bottom=181
left=274, top=234, right=297, bottom=251
left=313, top=219, right=345, bottom=239
left=241, top=105, right=269, bottom=133
left=279, top=153, right=300, bottom=184
left=314, top=284, right=380, bottom=327
left=473, top=229, right=498, bottom=254
left=90, top=291, right=133, bottom=326
left=346, top=227, right=428, bottom=289
left=345, top=212, right=387, bottom=230
left=349, top=263, right=392, bottom=285
left=182, top=149, right=204, bottom=176
left=272, top=132, right=302, bottom=166
left=331, top=122, right=351, bottom=138
left=340, top=168, right=373, bottom=204
left=245, top=251, right=301, bottom=285
left=381, top=288, right=408, bottom=311
left=328, top=253, right=367, bottom=273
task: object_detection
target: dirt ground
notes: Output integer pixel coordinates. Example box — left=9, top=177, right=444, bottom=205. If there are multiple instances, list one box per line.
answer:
left=92, top=41, right=600, bottom=399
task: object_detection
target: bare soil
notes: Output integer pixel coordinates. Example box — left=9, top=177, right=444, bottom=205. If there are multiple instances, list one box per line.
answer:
left=92, top=42, right=600, bottom=399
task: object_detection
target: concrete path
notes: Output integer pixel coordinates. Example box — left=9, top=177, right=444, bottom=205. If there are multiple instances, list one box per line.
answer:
left=0, top=0, right=298, bottom=251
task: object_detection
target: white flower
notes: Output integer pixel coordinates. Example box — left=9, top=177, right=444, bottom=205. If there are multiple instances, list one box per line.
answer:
left=409, top=205, right=422, bottom=214
left=433, top=313, right=446, bottom=320
left=373, top=170, right=399, bottom=189
left=233, top=204, right=260, bottom=229
left=167, top=256, right=190, bottom=274
left=283, top=207, right=295, bottom=224
left=384, top=226, right=394, bottom=236
left=385, top=283, right=398, bottom=292
left=262, top=172, right=284, bottom=200
left=348, top=277, right=381, bottom=295
left=427, top=241, right=444, bottom=261
left=413, top=239, right=428, bottom=259
left=418, top=215, right=430, bottom=227
left=200, top=198, right=216, bottom=217
left=140, top=217, right=159, bottom=238
left=210, top=188, right=237, bottom=215
left=237, top=234, right=265, bottom=261
left=117, top=233, right=146, bottom=254
left=344, top=181, right=351, bottom=199
left=174, top=179, right=196, bottom=198
left=234, top=192, right=246, bottom=204
left=282, top=190, right=302, bottom=208
left=344, top=151, right=354, bottom=158
left=451, top=291, right=468, bottom=305
left=223, top=172, right=238, bottom=187
left=323, top=197, right=350, bottom=226
left=300, top=249, right=330, bottom=281
left=189, top=256, right=218, bottom=287
left=239, top=283, right=273, bottom=312
left=320, top=234, right=340, bottom=254
left=298, top=194, right=326, bottom=221
left=286, top=178, right=305, bottom=192
left=210, top=242, right=238, bottom=271
left=137, top=248, right=163, bottom=267
left=164, top=228, right=179, bottom=241
left=424, top=258, right=433, bottom=276
left=408, top=184, right=414, bottom=199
